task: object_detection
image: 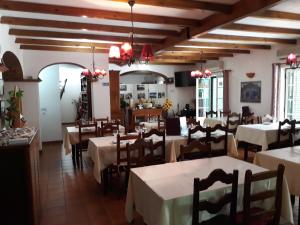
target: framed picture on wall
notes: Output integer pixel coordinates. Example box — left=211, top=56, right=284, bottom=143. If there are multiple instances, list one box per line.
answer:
left=120, top=84, right=127, bottom=91
left=149, top=92, right=157, bottom=99
left=137, top=84, right=145, bottom=91
left=120, top=94, right=125, bottom=99
left=125, top=93, right=132, bottom=99
left=240, top=81, right=261, bottom=103
left=137, top=93, right=145, bottom=99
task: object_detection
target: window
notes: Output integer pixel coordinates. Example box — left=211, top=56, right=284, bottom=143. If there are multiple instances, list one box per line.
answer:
left=285, top=68, right=300, bottom=120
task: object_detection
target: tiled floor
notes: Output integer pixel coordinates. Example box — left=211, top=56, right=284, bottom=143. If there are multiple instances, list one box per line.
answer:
left=39, top=142, right=299, bottom=225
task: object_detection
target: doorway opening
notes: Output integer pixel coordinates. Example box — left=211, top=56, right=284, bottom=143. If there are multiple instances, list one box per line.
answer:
left=38, top=63, right=84, bottom=142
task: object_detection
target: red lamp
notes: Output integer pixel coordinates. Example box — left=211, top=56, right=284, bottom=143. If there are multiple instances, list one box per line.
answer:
left=82, top=68, right=90, bottom=76
left=120, top=42, right=133, bottom=61
left=287, top=53, right=297, bottom=67
left=141, top=44, right=154, bottom=62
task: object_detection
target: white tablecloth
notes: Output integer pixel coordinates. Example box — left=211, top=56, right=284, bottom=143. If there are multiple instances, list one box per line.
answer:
left=87, top=133, right=238, bottom=183
left=235, top=123, right=300, bottom=151
left=203, top=117, right=227, bottom=127
left=125, top=156, right=293, bottom=225
left=254, top=146, right=300, bottom=196
left=63, top=125, right=125, bottom=155
left=140, top=122, right=158, bottom=131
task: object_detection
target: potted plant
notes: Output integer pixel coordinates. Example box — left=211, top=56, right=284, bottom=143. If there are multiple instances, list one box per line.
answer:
left=5, top=87, right=25, bottom=128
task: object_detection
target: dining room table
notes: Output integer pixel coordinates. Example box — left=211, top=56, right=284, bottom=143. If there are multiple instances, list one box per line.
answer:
left=87, top=131, right=238, bottom=184
left=203, top=116, right=227, bottom=127
left=235, top=122, right=300, bottom=152
left=125, top=156, right=293, bottom=225
left=254, top=146, right=300, bottom=225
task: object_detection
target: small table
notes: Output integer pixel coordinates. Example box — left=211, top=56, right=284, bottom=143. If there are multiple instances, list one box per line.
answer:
left=203, top=117, right=227, bottom=127
left=255, top=146, right=300, bottom=224
left=125, top=156, right=293, bottom=225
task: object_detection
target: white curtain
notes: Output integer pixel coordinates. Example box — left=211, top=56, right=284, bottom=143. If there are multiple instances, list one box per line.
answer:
left=271, top=63, right=283, bottom=121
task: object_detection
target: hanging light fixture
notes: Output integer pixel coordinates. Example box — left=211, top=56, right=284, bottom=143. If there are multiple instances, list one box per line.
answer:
left=286, top=53, right=298, bottom=68
left=191, top=52, right=212, bottom=78
left=108, top=0, right=154, bottom=66
left=82, top=46, right=107, bottom=80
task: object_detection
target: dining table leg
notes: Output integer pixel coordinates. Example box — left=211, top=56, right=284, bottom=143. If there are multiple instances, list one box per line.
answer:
left=71, top=144, right=76, bottom=167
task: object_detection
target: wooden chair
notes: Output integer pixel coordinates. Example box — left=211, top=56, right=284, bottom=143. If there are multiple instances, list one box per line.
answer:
left=227, top=113, right=241, bottom=135
left=268, top=119, right=295, bottom=150
left=192, top=169, right=239, bottom=225
left=220, top=110, right=231, bottom=117
left=179, top=140, right=211, bottom=161
left=106, top=133, right=140, bottom=195
left=158, top=118, right=166, bottom=131
left=142, top=129, right=166, bottom=165
left=94, top=117, right=109, bottom=123
left=241, top=106, right=254, bottom=124
left=239, top=164, right=285, bottom=225
left=126, top=138, right=153, bottom=169
left=209, top=124, right=228, bottom=157
left=206, top=110, right=218, bottom=118
left=188, top=125, right=209, bottom=144
left=100, top=121, right=120, bottom=136
left=77, top=121, right=98, bottom=167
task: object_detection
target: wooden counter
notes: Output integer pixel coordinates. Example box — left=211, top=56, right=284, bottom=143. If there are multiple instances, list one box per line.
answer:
left=0, top=130, right=40, bottom=225
left=130, top=108, right=163, bottom=130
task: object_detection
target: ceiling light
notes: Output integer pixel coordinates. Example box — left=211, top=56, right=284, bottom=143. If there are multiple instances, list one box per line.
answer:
left=286, top=53, right=299, bottom=68
left=191, top=51, right=212, bottom=79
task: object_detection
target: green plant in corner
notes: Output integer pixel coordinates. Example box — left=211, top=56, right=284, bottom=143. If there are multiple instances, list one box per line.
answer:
left=5, top=89, right=24, bottom=127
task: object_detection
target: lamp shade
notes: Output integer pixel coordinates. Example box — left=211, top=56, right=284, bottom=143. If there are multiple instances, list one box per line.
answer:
left=141, top=44, right=154, bottom=62
left=287, top=53, right=297, bottom=66
left=109, top=45, right=121, bottom=59
left=81, top=68, right=90, bottom=76
left=120, top=42, right=133, bottom=60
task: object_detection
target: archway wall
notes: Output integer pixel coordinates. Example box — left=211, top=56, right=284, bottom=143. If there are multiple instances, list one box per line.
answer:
left=110, top=63, right=198, bottom=113
left=23, top=50, right=110, bottom=120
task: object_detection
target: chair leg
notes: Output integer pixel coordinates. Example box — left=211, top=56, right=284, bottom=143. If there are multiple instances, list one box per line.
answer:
left=291, top=195, right=295, bottom=206
left=102, top=168, right=109, bottom=194
left=244, top=143, right=249, bottom=161
left=71, top=144, right=76, bottom=167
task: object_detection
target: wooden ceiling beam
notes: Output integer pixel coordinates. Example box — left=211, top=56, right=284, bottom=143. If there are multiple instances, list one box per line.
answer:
left=20, top=45, right=109, bottom=53
left=9, top=29, right=164, bottom=45
left=254, top=10, right=300, bottom=21
left=157, top=0, right=285, bottom=52
left=0, top=0, right=200, bottom=26
left=110, top=0, right=232, bottom=13
left=223, top=23, right=300, bottom=35
left=180, top=41, right=271, bottom=49
left=200, top=33, right=297, bottom=44
left=1, top=16, right=178, bottom=37
left=165, top=47, right=251, bottom=54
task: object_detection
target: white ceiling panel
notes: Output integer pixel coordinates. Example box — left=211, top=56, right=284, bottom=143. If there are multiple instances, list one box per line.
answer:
left=209, top=29, right=300, bottom=39
left=237, top=17, right=300, bottom=29
left=190, top=38, right=276, bottom=45
left=271, top=0, right=300, bottom=13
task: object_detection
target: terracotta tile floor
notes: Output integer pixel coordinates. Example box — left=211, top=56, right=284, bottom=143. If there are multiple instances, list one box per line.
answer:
left=39, top=142, right=299, bottom=225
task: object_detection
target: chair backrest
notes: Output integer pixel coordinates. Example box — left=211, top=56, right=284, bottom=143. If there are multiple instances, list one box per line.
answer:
left=166, top=117, right=181, bottom=135
left=243, top=164, right=285, bottom=225
left=94, top=117, right=109, bottom=123
left=209, top=124, right=228, bottom=157
left=158, top=118, right=166, bottom=131
left=101, top=121, right=120, bottom=136
left=227, top=113, right=241, bottom=135
left=111, top=111, right=125, bottom=126
left=241, top=106, right=254, bottom=124
left=180, top=140, right=211, bottom=160
left=220, top=110, right=231, bottom=117
left=126, top=138, right=153, bottom=168
left=142, top=129, right=166, bottom=165
left=206, top=110, right=218, bottom=118
left=116, top=133, right=140, bottom=166
left=277, top=119, right=295, bottom=146
left=192, top=169, right=238, bottom=225
left=78, top=121, right=98, bottom=146
left=188, top=125, right=210, bottom=144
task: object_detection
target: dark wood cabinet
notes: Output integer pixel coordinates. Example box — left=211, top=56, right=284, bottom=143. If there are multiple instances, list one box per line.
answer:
left=81, top=76, right=92, bottom=120
left=0, top=131, right=40, bottom=225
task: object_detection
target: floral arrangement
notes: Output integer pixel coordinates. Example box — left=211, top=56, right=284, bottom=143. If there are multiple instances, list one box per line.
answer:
left=163, top=98, right=173, bottom=110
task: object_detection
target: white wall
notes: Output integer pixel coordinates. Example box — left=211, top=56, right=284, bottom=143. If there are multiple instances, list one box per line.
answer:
left=59, top=64, right=81, bottom=123
left=110, top=63, right=197, bottom=113
left=39, top=65, right=62, bottom=142
left=0, top=20, right=23, bottom=69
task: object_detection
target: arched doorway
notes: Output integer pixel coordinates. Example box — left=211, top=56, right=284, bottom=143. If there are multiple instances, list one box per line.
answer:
left=39, top=63, right=84, bottom=142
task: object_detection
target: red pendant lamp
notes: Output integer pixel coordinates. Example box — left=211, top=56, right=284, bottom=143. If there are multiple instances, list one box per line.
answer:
left=141, top=44, right=154, bottom=62
left=286, top=53, right=297, bottom=67
left=120, top=42, right=133, bottom=61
